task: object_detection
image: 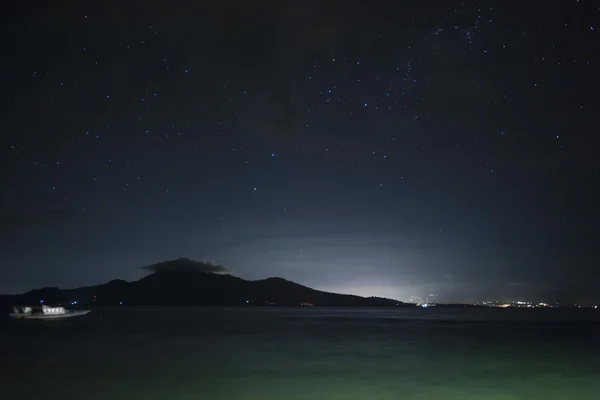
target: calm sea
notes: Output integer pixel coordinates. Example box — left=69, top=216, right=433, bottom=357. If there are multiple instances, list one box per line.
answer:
left=1, top=307, right=600, bottom=399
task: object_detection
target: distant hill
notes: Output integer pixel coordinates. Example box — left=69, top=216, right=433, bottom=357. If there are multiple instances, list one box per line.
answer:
left=0, top=258, right=407, bottom=309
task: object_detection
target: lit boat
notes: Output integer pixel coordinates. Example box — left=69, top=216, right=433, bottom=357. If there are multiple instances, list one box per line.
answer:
left=9, top=305, right=91, bottom=320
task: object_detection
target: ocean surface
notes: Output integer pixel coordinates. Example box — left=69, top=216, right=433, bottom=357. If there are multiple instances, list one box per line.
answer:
left=1, top=307, right=600, bottom=399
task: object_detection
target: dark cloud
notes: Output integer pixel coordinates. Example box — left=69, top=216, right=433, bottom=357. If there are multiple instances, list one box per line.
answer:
left=43, top=208, right=72, bottom=222
left=0, top=214, right=27, bottom=230
left=141, top=258, right=229, bottom=275
left=0, top=208, right=73, bottom=232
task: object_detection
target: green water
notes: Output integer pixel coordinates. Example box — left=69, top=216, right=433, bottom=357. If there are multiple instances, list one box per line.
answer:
left=2, top=307, right=599, bottom=399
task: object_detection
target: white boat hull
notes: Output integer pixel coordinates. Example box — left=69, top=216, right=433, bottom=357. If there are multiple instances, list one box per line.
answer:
left=9, top=310, right=91, bottom=320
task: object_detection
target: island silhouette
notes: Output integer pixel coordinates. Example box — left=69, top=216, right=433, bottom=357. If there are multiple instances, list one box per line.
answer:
left=0, top=258, right=407, bottom=309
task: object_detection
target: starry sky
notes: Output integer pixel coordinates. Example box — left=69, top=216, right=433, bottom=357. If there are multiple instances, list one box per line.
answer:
left=1, top=0, right=599, bottom=304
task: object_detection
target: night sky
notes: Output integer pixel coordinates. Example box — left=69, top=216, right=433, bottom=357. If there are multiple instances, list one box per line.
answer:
left=1, top=1, right=599, bottom=304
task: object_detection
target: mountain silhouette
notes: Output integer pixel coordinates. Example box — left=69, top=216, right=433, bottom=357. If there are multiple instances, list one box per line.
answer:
left=0, top=258, right=406, bottom=308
